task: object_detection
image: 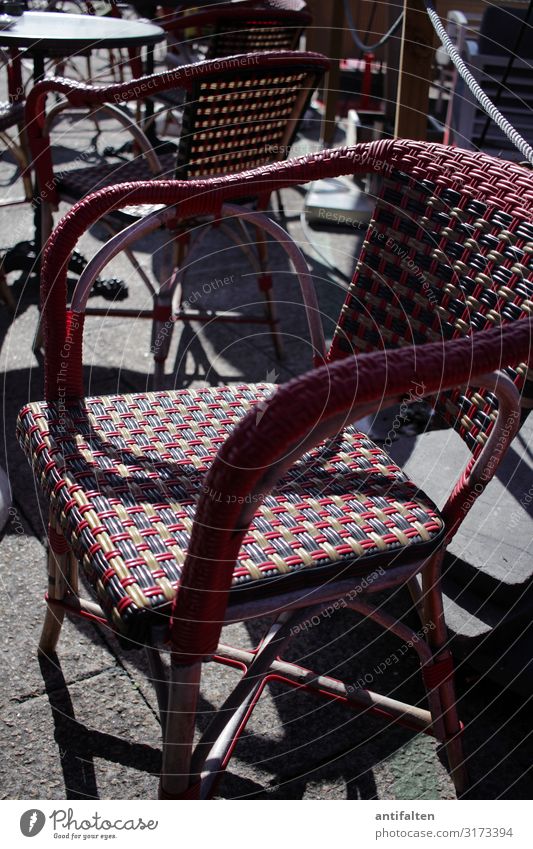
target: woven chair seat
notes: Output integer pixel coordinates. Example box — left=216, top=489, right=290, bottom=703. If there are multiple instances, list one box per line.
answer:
left=59, top=152, right=176, bottom=208
left=18, top=384, right=444, bottom=639
left=0, top=101, right=24, bottom=133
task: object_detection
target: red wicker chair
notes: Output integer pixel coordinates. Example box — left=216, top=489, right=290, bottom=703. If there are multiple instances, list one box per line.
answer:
left=162, top=2, right=312, bottom=67
left=0, top=46, right=31, bottom=207
left=0, top=98, right=28, bottom=311
left=0, top=50, right=32, bottom=312
left=17, top=141, right=533, bottom=798
left=25, top=50, right=329, bottom=380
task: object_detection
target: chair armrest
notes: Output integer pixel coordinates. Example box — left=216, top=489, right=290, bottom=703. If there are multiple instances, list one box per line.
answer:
left=169, top=319, right=532, bottom=662
left=39, top=142, right=388, bottom=402
left=69, top=201, right=326, bottom=363
left=441, top=369, right=521, bottom=540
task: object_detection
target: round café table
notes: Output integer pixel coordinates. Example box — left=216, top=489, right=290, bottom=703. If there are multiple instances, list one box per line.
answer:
left=0, top=11, right=166, bottom=292
left=0, top=10, right=165, bottom=80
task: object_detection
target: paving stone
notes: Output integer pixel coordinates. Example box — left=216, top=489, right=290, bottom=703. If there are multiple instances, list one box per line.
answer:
left=0, top=667, right=161, bottom=800
left=397, top=422, right=533, bottom=589
left=0, top=531, right=121, bottom=707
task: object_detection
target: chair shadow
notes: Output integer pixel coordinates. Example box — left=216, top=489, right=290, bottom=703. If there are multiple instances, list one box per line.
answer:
left=229, top=603, right=422, bottom=800
left=35, top=609, right=533, bottom=800
left=38, top=651, right=161, bottom=800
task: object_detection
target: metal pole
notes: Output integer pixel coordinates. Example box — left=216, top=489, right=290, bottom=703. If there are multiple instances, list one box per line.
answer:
left=320, top=0, right=344, bottom=146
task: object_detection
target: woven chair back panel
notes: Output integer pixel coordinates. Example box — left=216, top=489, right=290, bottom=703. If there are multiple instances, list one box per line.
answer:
left=207, top=22, right=302, bottom=58
left=176, top=71, right=311, bottom=179
left=329, top=168, right=533, bottom=456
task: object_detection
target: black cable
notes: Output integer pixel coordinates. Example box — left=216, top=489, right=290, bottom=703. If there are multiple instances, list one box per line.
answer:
left=360, top=3, right=377, bottom=57
left=477, top=1, right=533, bottom=149
left=343, top=0, right=404, bottom=54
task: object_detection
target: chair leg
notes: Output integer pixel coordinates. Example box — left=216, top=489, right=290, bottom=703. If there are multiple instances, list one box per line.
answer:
left=160, top=659, right=202, bottom=799
left=253, top=224, right=284, bottom=360
left=421, top=549, right=469, bottom=796
left=33, top=319, right=44, bottom=354
left=151, top=290, right=176, bottom=389
left=38, top=520, right=74, bottom=656
left=151, top=234, right=188, bottom=388
left=18, top=126, right=33, bottom=204
left=0, top=266, right=16, bottom=314
left=0, top=126, right=32, bottom=205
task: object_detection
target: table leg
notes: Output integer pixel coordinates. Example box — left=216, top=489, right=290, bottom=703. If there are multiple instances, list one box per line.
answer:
left=143, top=44, right=157, bottom=143
left=33, top=53, right=45, bottom=84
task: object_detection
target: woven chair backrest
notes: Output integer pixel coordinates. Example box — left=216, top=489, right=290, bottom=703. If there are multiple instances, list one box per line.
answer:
left=329, top=151, right=533, bottom=457
left=175, top=57, right=322, bottom=180
left=206, top=11, right=307, bottom=58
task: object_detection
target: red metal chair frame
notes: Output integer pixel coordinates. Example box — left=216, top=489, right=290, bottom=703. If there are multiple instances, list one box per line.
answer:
left=17, top=141, right=533, bottom=798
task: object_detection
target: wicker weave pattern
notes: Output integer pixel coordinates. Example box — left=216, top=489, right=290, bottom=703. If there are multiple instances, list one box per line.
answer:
left=17, top=384, right=443, bottom=635
left=177, top=71, right=312, bottom=179
left=207, top=21, right=303, bottom=58
left=330, top=165, right=533, bottom=453
left=59, top=153, right=176, bottom=205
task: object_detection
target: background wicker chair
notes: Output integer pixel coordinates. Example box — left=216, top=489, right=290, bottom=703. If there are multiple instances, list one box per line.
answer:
left=0, top=49, right=32, bottom=313
left=17, top=141, right=533, bottom=799
left=162, top=1, right=312, bottom=67
left=0, top=98, right=27, bottom=311
left=157, top=0, right=312, bottom=133
left=25, top=50, right=329, bottom=380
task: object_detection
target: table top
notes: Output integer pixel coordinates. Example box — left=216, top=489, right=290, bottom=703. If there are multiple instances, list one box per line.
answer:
left=0, top=11, right=165, bottom=52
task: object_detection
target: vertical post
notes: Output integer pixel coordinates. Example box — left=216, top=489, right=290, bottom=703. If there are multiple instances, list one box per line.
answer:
left=319, top=0, right=344, bottom=147
left=394, top=0, right=436, bottom=139
left=384, top=0, right=404, bottom=131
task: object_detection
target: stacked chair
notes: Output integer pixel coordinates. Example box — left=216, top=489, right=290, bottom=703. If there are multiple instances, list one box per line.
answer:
left=17, top=140, right=533, bottom=798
